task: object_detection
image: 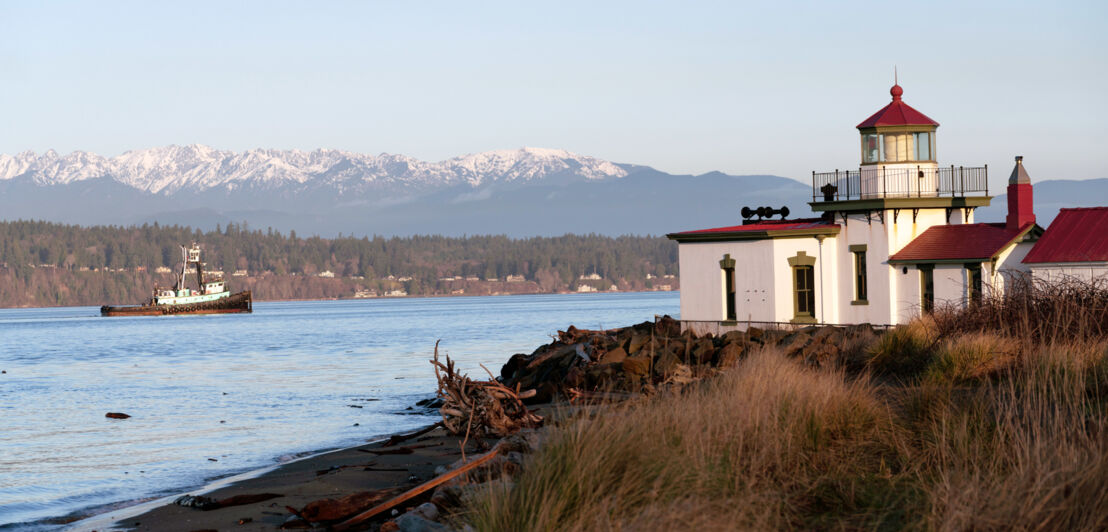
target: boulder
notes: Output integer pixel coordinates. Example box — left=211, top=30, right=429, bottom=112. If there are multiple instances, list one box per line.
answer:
left=653, top=350, right=683, bottom=377
left=780, top=332, right=813, bottom=358
left=746, top=327, right=765, bottom=342
left=601, top=347, right=628, bottom=364
left=691, top=338, right=716, bottom=365
left=621, top=356, right=651, bottom=378
left=586, top=363, right=621, bottom=388
left=396, top=509, right=447, bottom=529
left=722, top=330, right=748, bottom=344
left=655, top=315, right=681, bottom=337
left=628, top=333, right=652, bottom=355
left=716, top=341, right=744, bottom=368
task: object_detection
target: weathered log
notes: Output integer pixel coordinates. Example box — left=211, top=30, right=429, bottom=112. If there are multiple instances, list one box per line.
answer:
left=332, top=448, right=501, bottom=531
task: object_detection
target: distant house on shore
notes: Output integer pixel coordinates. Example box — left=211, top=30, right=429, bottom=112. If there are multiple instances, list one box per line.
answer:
left=668, top=82, right=1048, bottom=330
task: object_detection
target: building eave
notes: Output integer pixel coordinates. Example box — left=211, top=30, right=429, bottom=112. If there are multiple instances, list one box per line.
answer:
left=887, top=257, right=992, bottom=265
left=809, top=196, right=992, bottom=213
left=667, top=226, right=840, bottom=243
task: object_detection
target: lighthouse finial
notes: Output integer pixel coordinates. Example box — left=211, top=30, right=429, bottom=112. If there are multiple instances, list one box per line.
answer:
left=890, top=67, right=904, bottom=101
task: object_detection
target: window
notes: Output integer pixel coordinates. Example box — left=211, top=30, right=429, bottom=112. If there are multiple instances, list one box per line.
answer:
left=794, top=266, right=815, bottom=317
left=720, top=254, right=736, bottom=321
left=920, top=266, right=934, bottom=313
left=966, top=264, right=982, bottom=306
left=913, top=132, right=932, bottom=161
left=787, top=251, right=817, bottom=323
left=862, top=134, right=880, bottom=163
left=864, top=131, right=934, bottom=163
left=850, top=244, right=867, bottom=304
left=882, top=133, right=915, bottom=162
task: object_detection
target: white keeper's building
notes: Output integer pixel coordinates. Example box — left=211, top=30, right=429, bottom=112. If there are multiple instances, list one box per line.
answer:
left=667, top=83, right=1045, bottom=329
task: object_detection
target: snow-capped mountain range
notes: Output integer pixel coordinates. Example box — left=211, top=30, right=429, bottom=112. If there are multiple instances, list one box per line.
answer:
left=0, top=144, right=1099, bottom=236
left=0, top=145, right=629, bottom=195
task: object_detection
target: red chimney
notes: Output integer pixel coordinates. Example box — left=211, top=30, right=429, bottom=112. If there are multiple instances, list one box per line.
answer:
left=1006, top=156, right=1035, bottom=231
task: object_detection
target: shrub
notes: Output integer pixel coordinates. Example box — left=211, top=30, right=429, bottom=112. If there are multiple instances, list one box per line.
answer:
left=866, top=318, right=938, bottom=379
left=924, top=333, right=1018, bottom=384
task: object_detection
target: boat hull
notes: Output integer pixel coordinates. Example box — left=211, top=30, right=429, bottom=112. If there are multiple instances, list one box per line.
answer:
left=101, top=291, right=252, bottom=317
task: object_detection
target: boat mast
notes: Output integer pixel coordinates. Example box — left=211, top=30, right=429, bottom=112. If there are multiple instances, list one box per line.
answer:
left=177, top=245, right=187, bottom=292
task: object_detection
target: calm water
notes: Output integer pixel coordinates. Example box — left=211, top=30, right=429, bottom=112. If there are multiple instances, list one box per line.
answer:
left=0, top=292, right=678, bottom=529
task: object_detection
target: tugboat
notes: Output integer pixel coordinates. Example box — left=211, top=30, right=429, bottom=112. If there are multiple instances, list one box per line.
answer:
left=100, top=243, right=252, bottom=317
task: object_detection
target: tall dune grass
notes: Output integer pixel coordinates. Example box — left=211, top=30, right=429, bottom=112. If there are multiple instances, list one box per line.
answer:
left=465, top=348, right=918, bottom=531
left=461, top=278, right=1108, bottom=530
left=924, top=341, right=1108, bottom=530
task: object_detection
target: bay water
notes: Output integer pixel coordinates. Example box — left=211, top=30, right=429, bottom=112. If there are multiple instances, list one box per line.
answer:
left=0, top=292, right=678, bottom=529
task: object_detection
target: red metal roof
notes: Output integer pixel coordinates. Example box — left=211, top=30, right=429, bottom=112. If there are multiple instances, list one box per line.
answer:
left=856, top=84, right=939, bottom=128
left=671, top=218, right=837, bottom=235
left=1023, top=207, right=1108, bottom=264
left=888, top=223, right=1034, bottom=263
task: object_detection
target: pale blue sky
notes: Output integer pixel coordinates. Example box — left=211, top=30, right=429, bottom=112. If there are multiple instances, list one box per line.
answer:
left=2, top=1, right=1106, bottom=186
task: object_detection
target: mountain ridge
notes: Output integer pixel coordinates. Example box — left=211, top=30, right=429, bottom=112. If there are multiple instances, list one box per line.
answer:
left=0, top=145, right=632, bottom=194
left=1, top=146, right=1102, bottom=237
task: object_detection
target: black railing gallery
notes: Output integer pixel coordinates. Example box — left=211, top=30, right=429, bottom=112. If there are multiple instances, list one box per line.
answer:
left=811, top=165, right=988, bottom=202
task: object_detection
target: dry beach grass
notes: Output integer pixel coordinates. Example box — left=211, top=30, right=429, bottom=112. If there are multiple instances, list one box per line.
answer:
left=461, top=279, right=1108, bottom=531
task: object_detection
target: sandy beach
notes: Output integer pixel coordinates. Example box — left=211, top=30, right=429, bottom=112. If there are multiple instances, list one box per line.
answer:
left=78, top=421, right=487, bottom=531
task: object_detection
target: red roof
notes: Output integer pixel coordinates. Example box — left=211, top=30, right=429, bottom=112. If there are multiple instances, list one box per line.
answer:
left=672, top=218, right=837, bottom=235
left=667, top=218, right=839, bottom=242
left=856, top=84, right=939, bottom=128
left=888, top=223, right=1034, bottom=263
left=1023, top=207, right=1108, bottom=264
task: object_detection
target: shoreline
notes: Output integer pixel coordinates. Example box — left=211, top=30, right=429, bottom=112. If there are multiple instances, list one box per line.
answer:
left=0, top=288, right=678, bottom=311
left=65, top=419, right=463, bottom=531
left=63, top=423, right=445, bottom=532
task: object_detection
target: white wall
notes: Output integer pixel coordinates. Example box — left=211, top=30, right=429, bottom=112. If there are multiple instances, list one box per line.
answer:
left=677, top=240, right=775, bottom=322
left=991, top=240, right=1034, bottom=294
left=934, top=264, right=969, bottom=307
left=771, top=237, right=838, bottom=324
left=893, top=264, right=922, bottom=323
left=1031, top=263, right=1108, bottom=282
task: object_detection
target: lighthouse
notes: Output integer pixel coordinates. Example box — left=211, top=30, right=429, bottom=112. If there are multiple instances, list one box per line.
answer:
left=669, top=80, right=1043, bottom=331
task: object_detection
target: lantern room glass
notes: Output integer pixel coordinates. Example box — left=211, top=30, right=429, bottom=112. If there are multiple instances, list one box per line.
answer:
left=861, top=131, right=934, bottom=163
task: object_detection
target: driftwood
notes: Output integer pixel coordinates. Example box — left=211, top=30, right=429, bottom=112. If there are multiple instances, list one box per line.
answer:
left=431, top=341, right=542, bottom=438
left=378, top=422, right=443, bottom=447
left=332, top=448, right=501, bottom=531
left=288, top=489, right=400, bottom=525
left=359, top=441, right=443, bottom=455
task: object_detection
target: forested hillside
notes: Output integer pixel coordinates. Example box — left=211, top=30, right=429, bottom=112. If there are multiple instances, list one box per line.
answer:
left=0, top=221, right=678, bottom=308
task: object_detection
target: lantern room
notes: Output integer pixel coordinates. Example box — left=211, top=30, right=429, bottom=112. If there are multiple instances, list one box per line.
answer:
left=856, top=83, right=938, bottom=166
left=810, top=82, right=989, bottom=207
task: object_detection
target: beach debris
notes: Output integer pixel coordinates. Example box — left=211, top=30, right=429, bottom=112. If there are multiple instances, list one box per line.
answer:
left=332, top=447, right=502, bottom=531
left=394, top=511, right=450, bottom=532
left=175, top=494, right=219, bottom=510
left=431, top=342, right=542, bottom=438
left=359, top=441, right=443, bottom=456
left=237, top=517, right=253, bottom=525
left=378, top=422, right=443, bottom=447
left=105, top=412, right=130, bottom=419
left=174, top=493, right=283, bottom=511
left=291, top=489, right=400, bottom=524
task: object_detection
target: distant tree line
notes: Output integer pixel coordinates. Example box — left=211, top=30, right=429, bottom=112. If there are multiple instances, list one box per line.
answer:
left=0, top=220, right=678, bottom=307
